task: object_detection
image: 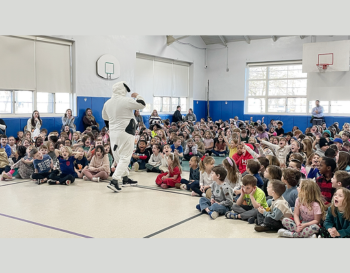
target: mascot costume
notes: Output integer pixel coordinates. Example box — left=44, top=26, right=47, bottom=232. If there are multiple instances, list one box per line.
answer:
left=102, top=81, right=146, bottom=192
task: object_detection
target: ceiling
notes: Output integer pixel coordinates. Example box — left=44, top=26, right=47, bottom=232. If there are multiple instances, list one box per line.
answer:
left=199, top=35, right=303, bottom=45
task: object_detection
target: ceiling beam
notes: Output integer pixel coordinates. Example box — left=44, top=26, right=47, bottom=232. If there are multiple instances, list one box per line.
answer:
left=271, top=36, right=277, bottom=42
left=218, top=36, right=227, bottom=47
left=243, top=35, right=250, bottom=44
left=166, top=35, right=190, bottom=46
left=300, top=35, right=305, bottom=39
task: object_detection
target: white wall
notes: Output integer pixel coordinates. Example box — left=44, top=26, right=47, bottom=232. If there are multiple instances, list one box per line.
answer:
left=206, top=35, right=350, bottom=101
left=55, top=35, right=207, bottom=101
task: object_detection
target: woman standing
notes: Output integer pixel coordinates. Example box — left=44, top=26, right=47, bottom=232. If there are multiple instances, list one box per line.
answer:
left=83, top=108, right=99, bottom=131
left=62, top=109, right=76, bottom=132
left=148, top=109, right=162, bottom=129
left=27, top=110, right=42, bottom=133
left=134, top=110, right=143, bottom=127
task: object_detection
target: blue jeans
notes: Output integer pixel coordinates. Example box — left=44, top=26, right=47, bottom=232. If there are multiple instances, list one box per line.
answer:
left=212, top=150, right=226, bottom=156
left=199, top=197, right=230, bottom=215
left=180, top=178, right=192, bottom=190
left=130, top=158, right=146, bottom=169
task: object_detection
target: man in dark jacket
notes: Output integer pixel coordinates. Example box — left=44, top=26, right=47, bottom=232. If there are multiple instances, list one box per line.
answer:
left=172, top=106, right=183, bottom=123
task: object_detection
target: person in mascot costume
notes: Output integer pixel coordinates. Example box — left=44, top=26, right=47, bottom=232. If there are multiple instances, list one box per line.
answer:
left=102, top=81, right=146, bottom=192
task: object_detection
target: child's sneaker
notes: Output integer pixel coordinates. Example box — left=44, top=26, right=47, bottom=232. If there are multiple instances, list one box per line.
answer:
left=174, top=183, right=181, bottom=189
left=180, top=184, right=187, bottom=190
left=133, top=162, right=139, bottom=172
left=309, top=234, right=317, bottom=238
left=47, top=179, right=57, bottom=185
left=208, top=211, right=219, bottom=220
left=0, top=172, right=4, bottom=181
left=2, top=172, right=13, bottom=180
left=161, top=183, right=168, bottom=189
left=65, top=180, right=71, bottom=186
left=92, top=177, right=100, bottom=182
left=225, top=211, right=239, bottom=219
left=248, top=217, right=256, bottom=224
left=254, top=224, right=271, bottom=232
left=196, top=204, right=201, bottom=212
left=277, top=229, right=294, bottom=238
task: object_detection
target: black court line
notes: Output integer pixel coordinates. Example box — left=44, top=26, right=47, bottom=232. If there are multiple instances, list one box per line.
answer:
left=133, top=185, right=191, bottom=196
left=144, top=213, right=203, bottom=238
left=0, top=212, right=93, bottom=238
left=0, top=180, right=32, bottom=187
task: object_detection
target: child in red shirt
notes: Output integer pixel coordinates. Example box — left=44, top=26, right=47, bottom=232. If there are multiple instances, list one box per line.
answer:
left=232, top=143, right=254, bottom=174
left=156, top=153, right=182, bottom=189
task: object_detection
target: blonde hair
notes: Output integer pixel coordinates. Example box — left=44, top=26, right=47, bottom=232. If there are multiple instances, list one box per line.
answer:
left=157, top=129, right=167, bottom=142
left=331, top=188, right=350, bottom=221
left=298, top=179, right=326, bottom=219
left=167, top=153, right=182, bottom=174
left=61, top=146, right=73, bottom=156
left=302, top=138, right=313, bottom=158
left=223, top=157, right=239, bottom=185
left=199, top=156, right=215, bottom=172
left=73, top=131, right=81, bottom=140
left=204, top=130, right=213, bottom=139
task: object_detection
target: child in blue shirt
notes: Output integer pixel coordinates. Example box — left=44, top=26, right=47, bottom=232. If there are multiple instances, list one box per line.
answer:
left=74, top=147, right=89, bottom=178
left=31, top=147, right=55, bottom=184
left=47, top=146, right=77, bottom=185
left=170, top=138, right=183, bottom=162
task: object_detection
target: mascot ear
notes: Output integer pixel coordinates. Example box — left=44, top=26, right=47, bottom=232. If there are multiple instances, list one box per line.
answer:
left=123, top=83, right=131, bottom=92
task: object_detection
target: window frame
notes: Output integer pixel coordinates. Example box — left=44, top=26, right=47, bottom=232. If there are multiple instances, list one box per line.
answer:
left=152, top=96, right=187, bottom=114
left=245, top=62, right=308, bottom=115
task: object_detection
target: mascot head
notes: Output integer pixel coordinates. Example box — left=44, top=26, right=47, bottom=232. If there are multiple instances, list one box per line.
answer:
left=112, top=81, right=131, bottom=97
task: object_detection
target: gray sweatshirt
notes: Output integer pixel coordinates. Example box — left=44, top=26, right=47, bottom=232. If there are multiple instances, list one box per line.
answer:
left=210, top=181, right=234, bottom=207
left=148, top=153, right=162, bottom=167
left=184, top=144, right=198, bottom=155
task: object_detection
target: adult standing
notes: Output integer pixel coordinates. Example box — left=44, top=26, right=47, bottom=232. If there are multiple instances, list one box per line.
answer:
left=27, top=110, right=42, bottom=133
left=0, top=119, right=6, bottom=135
left=148, top=109, right=162, bottom=129
left=172, top=105, right=182, bottom=123
left=311, top=100, right=324, bottom=125
left=184, top=108, right=196, bottom=122
left=83, top=108, right=99, bottom=131
left=62, top=109, right=76, bottom=132
left=102, top=81, right=146, bottom=192
left=134, top=110, right=143, bottom=127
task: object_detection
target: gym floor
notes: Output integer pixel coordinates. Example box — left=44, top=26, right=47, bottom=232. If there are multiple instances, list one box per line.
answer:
left=0, top=167, right=278, bottom=238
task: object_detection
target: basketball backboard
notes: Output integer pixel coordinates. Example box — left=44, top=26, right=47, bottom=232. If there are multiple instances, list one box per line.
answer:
left=302, top=40, right=350, bottom=73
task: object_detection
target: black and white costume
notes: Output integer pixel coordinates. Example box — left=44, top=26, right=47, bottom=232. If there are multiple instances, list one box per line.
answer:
left=102, top=81, right=146, bottom=191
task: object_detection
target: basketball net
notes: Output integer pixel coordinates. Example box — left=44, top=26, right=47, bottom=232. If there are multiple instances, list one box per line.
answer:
left=316, top=64, right=329, bottom=73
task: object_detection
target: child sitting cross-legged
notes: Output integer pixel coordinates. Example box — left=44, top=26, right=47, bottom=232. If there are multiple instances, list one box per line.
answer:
left=318, top=187, right=350, bottom=238
left=183, top=139, right=198, bottom=161
left=47, top=146, right=77, bottom=186
left=226, top=174, right=268, bottom=223
left=281, top=168, right=301, bottom=209
left=254, top=179, right=293, bottom=232
left=130, top=140, right=151, bottom=172
left=278, top=179, right=326, bottom=238
left=177, top=156, right=200, bottom=190
left=10, top=145, right=35, bottom=180
left=31, top=147, right=56, bottom=185
left=74, top=147, right=89, bottom=178
left=155, top=153, right=182, bottom=189
left=82, top=145, right=110, bottom=182
left=190, top=156, right=215, bottom=197
left=196, top=166, right=234, bottom=219
left=212, top=134, right=226, bottom=157
left=145, top=144, right=162, bottom=173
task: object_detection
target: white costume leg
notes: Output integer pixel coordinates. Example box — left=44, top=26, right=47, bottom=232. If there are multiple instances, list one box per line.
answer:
left=110, top=131, right=135, bottom=182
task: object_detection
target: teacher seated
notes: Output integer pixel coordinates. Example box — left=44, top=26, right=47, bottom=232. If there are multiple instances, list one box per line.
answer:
left=148, top=109, right=162, bottom=129
left=61, top=108, right=76, bottom=132
left=83, top=108, right=99, bottom=131
left=27, top=110, right=42, bottom=133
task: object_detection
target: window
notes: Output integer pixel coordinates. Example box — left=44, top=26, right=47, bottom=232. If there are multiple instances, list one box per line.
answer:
left=37, top=92, right=54, bottom=113
left=331, top=101, right=350, bottom=114
left=246, top=63, right=307, bottom=114
left=153, top=97, right=187, bottom=112
left=15, top=91, right=33, bottom=114
left=0, top=91, right=12, bottom=114
left=55, top=93, right=70, bottom=114
left=0, top=90, right=71, bottom=114
left=135, top=54, right=190, bottom=113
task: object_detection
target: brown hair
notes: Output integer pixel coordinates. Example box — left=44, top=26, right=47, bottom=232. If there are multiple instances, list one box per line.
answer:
left=306, top=153, right=319, bottom=166
left=334, top=171, right=350, bottom=188
left=290, top=159, right=301, bottom=169
left=331, top=188, right=350, bottom=221
left=223, top=157, right=239, bottom=185
left=247, top=159, right=260, bottom=174
left=29, top=147, right=39, bottom=158
left=294, top=130, right=302, bottom=136
left=270, top=179, right=287, bottom=196
left=258, top=157, right=269, bottom=169
left=338, top=151, right=350, bottom=171
left=298, top=179, right=326, bottom=219
left=199, top=156, right=215, bottom=172
left=242, top=174, right=257, bottom=187
left=266, top=155, right=280, bottom=167
left=282, top=168, right=300, bottom=187
left=266, top=165, right=282, bottom=180
left=190, top=156, right=200, bottom=165
left=212, top=166, right=227, bottom=181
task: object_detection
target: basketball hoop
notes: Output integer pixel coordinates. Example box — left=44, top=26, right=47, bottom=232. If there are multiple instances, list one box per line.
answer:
left=316, top=64, right=329, bottom=72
